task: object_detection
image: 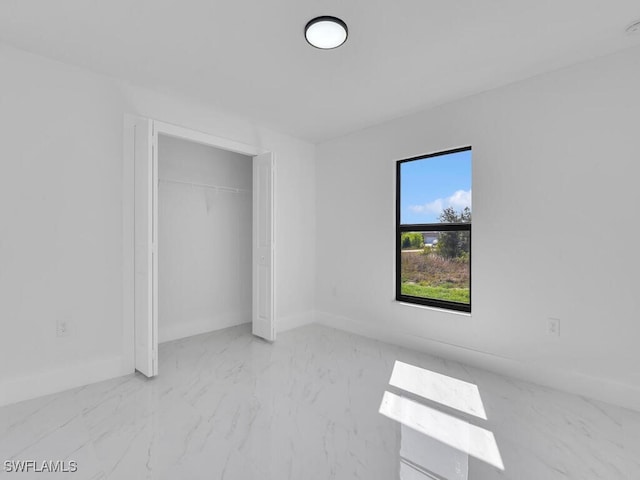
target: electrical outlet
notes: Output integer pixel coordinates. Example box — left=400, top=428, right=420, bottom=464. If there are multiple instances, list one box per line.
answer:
left=547, top=318, right=560, bottom=338
left=56, top=320, right=70, bottom=337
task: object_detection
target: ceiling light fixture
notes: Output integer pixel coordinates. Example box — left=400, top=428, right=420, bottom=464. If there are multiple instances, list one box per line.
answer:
left=626, top=20, right=640, bottom=35
left=305, top=16, right=348, bottom=49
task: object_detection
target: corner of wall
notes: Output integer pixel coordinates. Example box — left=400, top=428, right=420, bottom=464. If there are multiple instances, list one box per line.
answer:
left=277, top=311, right=316, bottom=334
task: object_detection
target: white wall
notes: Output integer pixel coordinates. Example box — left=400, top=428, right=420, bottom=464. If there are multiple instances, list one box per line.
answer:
left=3, top=36, right=637, bottom=411
left=158, top=136, right=252, bottom=343
left=315, top=46, right=640, bottom=411
left=0, top=43, right=316, bottom=406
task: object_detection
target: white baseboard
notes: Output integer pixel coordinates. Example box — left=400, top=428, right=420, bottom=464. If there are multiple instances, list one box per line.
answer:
left=314, top=310, right=640, bottom=413
left=277, top=311, right=315, bottom=333
left=0, top=355, right=129, bottom=408
left=159, top=313, right=250, bottom=344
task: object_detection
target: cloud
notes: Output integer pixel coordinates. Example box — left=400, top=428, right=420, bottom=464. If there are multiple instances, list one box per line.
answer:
left=409, top=189, right=472, bottom=215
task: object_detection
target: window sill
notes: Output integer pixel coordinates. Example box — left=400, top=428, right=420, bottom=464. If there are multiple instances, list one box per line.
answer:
left=396, top=300, right=472, bottom=317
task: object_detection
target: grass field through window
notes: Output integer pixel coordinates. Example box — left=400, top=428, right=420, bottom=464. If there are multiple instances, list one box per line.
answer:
left=400, top=282, right=469, bottom=303
left=400, top=248, right=470, bottom=304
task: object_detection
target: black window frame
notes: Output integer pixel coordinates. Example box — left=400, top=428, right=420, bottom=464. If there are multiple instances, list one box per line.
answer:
left=396, top=146, right=472, bottom=313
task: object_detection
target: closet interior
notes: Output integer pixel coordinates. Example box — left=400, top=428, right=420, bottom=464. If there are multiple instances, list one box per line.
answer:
left=157, top=134, right=253, bottom=344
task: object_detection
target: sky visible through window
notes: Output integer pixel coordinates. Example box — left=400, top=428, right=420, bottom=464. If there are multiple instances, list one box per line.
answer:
left=400, top=150, right=472, bottom=224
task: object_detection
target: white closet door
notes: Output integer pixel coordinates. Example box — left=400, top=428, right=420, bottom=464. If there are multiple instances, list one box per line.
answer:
left=133, top=117, right=158, bottom=376
left=252, top=152, right=276, bottom=341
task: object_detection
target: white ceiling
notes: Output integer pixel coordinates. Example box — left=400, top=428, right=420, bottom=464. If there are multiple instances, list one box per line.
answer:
left=1, top=1, right=639, bottom=142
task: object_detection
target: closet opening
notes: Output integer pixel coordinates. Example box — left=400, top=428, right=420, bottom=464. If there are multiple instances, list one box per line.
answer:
left=125, top=117, right=275, bottom=378
left=157, top=135, right=253, bottom=344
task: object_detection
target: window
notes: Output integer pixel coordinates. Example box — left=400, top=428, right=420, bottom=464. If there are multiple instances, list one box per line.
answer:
left=396, top=147, right=472, bottom=312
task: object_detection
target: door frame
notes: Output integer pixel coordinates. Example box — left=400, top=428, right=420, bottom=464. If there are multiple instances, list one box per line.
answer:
left=123, top=115, right=276, bottom=375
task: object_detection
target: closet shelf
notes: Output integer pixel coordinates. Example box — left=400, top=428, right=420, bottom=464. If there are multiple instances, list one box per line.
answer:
left=159, top=178, right=250, bottom=194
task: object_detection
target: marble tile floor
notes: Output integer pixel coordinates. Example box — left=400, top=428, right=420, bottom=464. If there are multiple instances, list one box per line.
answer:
left=1, top=323, right=639, bottom=479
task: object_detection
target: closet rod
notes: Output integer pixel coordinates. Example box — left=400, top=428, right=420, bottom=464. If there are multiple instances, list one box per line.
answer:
left=159, top=178, right=250, bottom=194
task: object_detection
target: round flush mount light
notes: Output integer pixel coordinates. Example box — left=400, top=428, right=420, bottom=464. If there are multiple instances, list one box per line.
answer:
left=305, top=16, right=348, bottom=49
left=626, top=20, right=640, bottom=35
